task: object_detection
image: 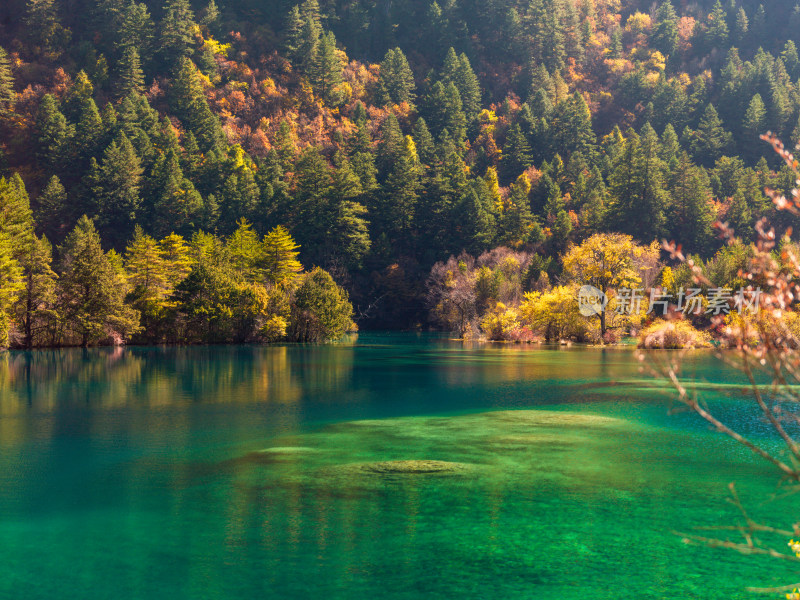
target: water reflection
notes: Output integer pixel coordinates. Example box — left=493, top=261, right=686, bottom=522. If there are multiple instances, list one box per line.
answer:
left=0, top=344, right=363, bottom=417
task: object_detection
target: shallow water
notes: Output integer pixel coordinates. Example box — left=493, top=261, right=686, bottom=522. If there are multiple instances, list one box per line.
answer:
left=0, top=334, right=796, bottom=599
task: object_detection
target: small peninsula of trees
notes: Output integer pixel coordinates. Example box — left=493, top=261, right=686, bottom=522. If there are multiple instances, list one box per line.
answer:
left=0, top=174, right=353, bottom=347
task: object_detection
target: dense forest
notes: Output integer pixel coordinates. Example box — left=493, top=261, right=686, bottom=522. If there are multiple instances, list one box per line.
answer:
left=0, top=0, right=798, bottom=345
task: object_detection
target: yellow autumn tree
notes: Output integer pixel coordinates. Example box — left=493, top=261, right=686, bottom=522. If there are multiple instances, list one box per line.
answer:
left=562, top=233, right=659, bottom=335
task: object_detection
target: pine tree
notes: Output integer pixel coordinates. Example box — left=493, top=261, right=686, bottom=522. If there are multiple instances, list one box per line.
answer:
left=115, top=46, right=145, bottom=99
left=651, top=2, right=679, bottom=57
left=292, top=146, right=334, bottom=263
left=742, top=94, right=766, bottom=158
left=283, top=6, right=305, bottom=62
left=727, top=190, right=753, bottom=238
left=75, top=96, right=104, bottom=164
left=501, top=123, right=533, bottom=182
left=170, top=57, right=223, bottom=151
left=707, top=1, right=729, bottom=49
left=667, top=152, right=714, bottom=253
left=330, top=158, right=371, bottom=269
left=149, top=149, right=204, bottom=236
left=411, top=118, right=436, bottom=166
left=159, top=233, right=193, bottom=289
left=0, top=46, right=15, bottom=111
left=159, top=0, right=196, bottom=67
left=0, top=174, right=35, bottom=252
left=124, top=224, right=169, bottom=299
left=24, top=0, right=63, bottom=56
left=606, top=126, right=668, bottom=242
left=690, top=104, right=732, bottom=167
left=549, top=92, right=597, bottom=161
left=296, top=14, right=321, bottom=74
left=734, top=8, right=749, bottom=45
left=35, top=94, right=71, bottom=173
left=498, top=173, right=534, bottom=248
left=309, top=31, right=343, bottom=106
left=88, top=134, right=143, bottom=240
left=377, top=48, right=416, bottom=108
left=450, top=52, right=481, bottom=118
left=58, top=216, right=139, bottom=346
left=118, top=1, right=155, bottom=59
left=14, top=234, right=57, bottom=349
left=200, top=0, right=219, bottom=30
left=261, top=225, right=302, bottom=286
left=0, top=232, right=23, bottom=348
left=456, top=179, right=496, bottom=253
left=378, top=136, right=421, bottom=245
left=36, top=175, right=69, bottom=241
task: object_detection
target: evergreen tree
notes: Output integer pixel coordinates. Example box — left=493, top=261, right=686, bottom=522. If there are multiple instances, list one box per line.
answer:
left=690, top=104, right=732, bottom=167
left=149, top=149, right=204, bottom=236
left=118, top=1, right=155, bottom=59
left=35, top=94, right=71, bottom=173
left=606, top=126, right=668, bottom=242
left=377, top=48, right=416, bottom=108
left=0, top=46, right=15, bottom=112
left=651, top=2, right=679, bottom=57
left=706, top=1, right=729, bottom=49
left=498, top=173, right=534, bottom=247
left=0, top=232, right=22, bottom=348
left=159, top=0, right=196, bottom=67
left=283, top=6, right=305, bottom=62
left=667, top=152, right=714, bottom=253
left=170, top=57, right=223, bottom=151
left=742, top=94, right=767, bottom=159
left=36, top=175, right=69, bottom=241
left=87, top=134, right=143, bottom=240
left=74, top=90, right=104, bottom=163
left=309, top=31, right=343, bottom=106
left=0, top=174, right=34, bottom=251
left=24, top=0, right=64, bottom=56
left=501, top=123, right=533, bottom=182
left=261, top=225, right=302, bottom=286
left=58, top=216, right=139, bottom=346
left=14, top=234, right=57, bottom=349
left=115, top=46, right=145, bottom=99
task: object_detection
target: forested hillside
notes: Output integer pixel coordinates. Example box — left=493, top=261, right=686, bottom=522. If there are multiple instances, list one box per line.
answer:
left=0, top=0, right=798, bottom=343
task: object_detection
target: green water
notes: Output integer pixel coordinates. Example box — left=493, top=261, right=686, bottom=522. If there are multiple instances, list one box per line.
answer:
left=0, top=333, right=796, bottom=599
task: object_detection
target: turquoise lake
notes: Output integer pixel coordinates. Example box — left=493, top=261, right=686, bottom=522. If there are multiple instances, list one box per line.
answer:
left=0, top=333, right=797, bottom=599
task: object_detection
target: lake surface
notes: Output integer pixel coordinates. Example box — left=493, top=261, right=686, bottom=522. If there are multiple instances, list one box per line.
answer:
left=0, top=333, right=796, bottom=599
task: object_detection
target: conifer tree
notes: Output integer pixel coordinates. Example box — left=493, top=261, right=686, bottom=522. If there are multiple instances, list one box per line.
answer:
left=651, top=2, right=679, bottom=57
left=261, top=225, right=302, bottom=286
left=0, top=232, right=23, bottom=348
left=24, top=0, right=63, bottom=56
left=707, top=1, right=730, bottom=49
left=58, top=216, right=139, bottom=346
left=118, top=1, right=155, bottom=59
left=15, top=234, right=57, bottom=349
left=36, top=175, right=69, bottom=241
left=0, top=174, right=34, bottom=252
left=159, top=0, right=196, bottom=67
left=377, top=48, right=416, bottom=108
left=170, top=58, right=223, bottom=151
left=690, top=104, right=732, bottom=166
left=159, top=233, right=194, bottom=289
left=309, top=31, right=343, bottom=106
left=115, top=46, right=145, bottom=99
left=87, top=134, right=143, bottom=240
left=501, top=123, right=533, bottom=182
left=0, top=46, right=15, bottom=112
left=35, top=95, right=71, bottom=173
left=667, top=152, right=714, bottom=253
